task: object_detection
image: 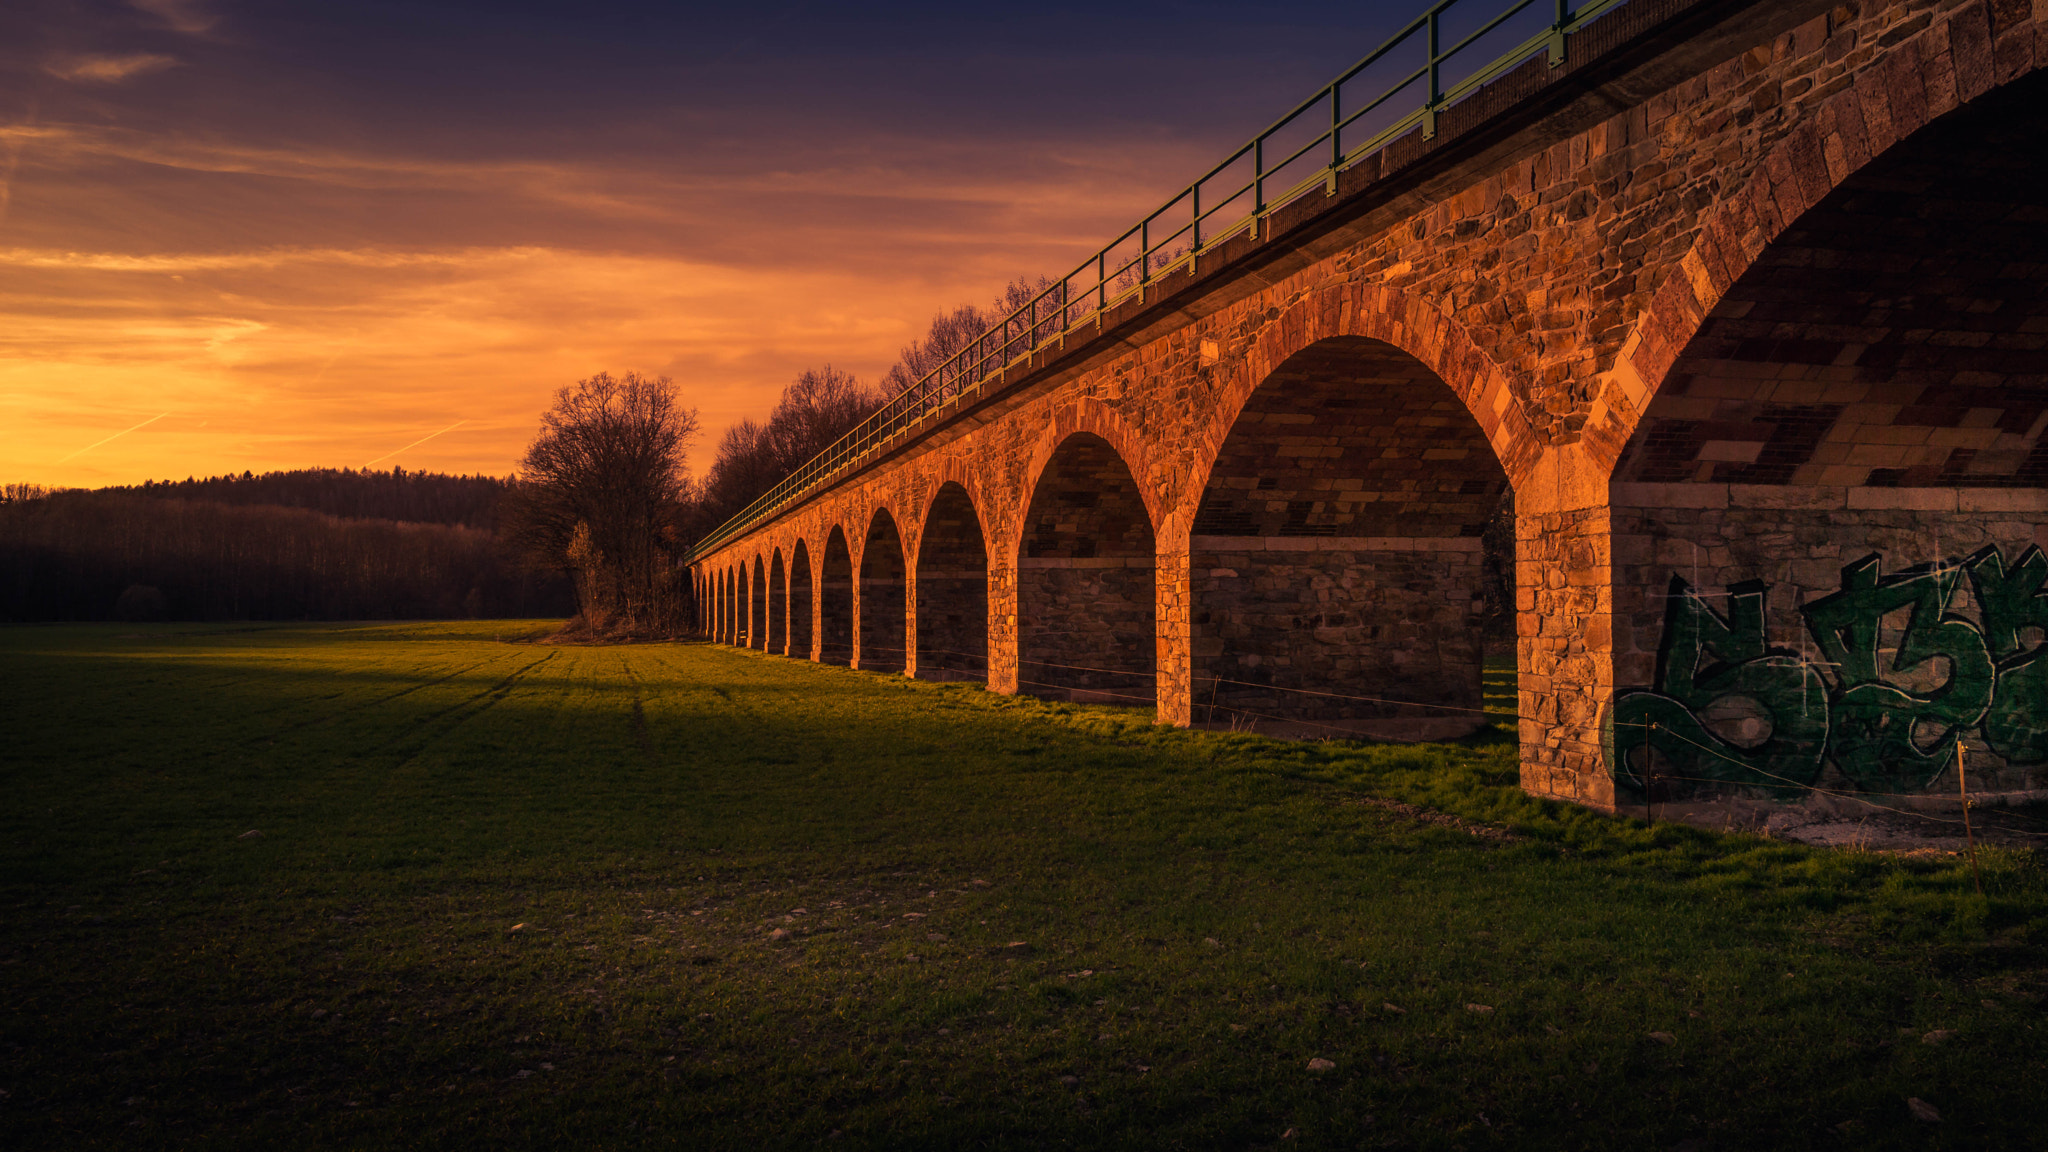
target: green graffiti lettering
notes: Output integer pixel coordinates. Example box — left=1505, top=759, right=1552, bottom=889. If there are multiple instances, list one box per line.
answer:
left=1608, top=578, right=1829, bottom=798
left=1800, top=555, right=1994, bottom=792
left=1966, top=545, right=2048, bottom=765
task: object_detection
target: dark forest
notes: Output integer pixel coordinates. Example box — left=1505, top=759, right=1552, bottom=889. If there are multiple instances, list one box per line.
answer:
left=0, top=469, right=573, bottom=622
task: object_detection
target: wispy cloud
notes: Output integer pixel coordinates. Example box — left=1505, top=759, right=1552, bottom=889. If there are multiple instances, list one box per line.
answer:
left=128, top=0, right=217, bottom=35
left=44, top=53, right=180, bottom=84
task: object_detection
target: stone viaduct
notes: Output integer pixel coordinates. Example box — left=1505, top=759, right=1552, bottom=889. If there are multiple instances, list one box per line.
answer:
left=690, top=0, right=2048, bottom=812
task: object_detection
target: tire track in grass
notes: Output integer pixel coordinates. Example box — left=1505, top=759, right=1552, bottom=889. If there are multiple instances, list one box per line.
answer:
left=619, top=654, right=658, bottom=769
left=243, top=651, right=509, bottom=747
left=370, top=651, right=561, bottom=769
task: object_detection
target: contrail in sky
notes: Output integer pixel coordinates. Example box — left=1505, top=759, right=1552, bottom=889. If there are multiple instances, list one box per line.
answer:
left=366, top=420, right=466, bottom=467
left=57, top=412, right=170, bottom=463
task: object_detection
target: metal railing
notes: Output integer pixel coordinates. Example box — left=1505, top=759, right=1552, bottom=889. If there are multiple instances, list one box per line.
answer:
left=689, top=0, right=1628, bottom=562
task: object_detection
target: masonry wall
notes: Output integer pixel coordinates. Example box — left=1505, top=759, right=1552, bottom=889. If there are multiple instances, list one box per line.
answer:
left=1605, top=65, right=2048, bottom=801
left=1611, top=485, right=2048, bottom=797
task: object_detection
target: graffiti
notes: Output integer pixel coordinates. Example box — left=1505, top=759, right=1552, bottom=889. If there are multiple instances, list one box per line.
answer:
left=1610, top=578, right=1831, bottom=797
left=1969, top=545, right=2048, bottom=766
left=1801, top=555, right=1995, bottom=792
left=1609, top=545, right=2048, bottom=797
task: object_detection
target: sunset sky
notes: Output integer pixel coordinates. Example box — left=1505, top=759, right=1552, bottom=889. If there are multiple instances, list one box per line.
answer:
left=3, top=0, right=1410, bottom=488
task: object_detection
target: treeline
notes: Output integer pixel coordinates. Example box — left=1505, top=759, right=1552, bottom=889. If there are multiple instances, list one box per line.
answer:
left=0, top=489, right=572, bottom=623
left=97, top=466, right=513, bottom=529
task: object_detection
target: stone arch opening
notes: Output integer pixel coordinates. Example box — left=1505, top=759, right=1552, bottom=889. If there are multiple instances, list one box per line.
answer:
left=1018, top=432, right=1156, bottom=704
left=788, top=539, right=815, bottom=659
left=820, top=527, right=854, bottom=664
left=859, top=508, right=908, bottom=673
left=916, top=482, right=989, bottom=681
left=1609, top=70, right=2048, bottom=803
left=749, top=556, right=767, bottom=649
left=722, top=567, right=736, bottom=643
left=767, top=549, right=787, bottom=654
left=1191, top=334, right=1507, bottom=738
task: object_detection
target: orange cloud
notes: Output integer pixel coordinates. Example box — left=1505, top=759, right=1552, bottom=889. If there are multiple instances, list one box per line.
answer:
left=0, top=102, right=1214, bottom=489
left=44, top=53, right=179, bottom=84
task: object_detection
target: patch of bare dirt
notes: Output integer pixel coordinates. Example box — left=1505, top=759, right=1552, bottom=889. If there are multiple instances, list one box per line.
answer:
left=1647, top=793, right=2048, bottom=854
left=1341, top=795, right=1521, bottom=843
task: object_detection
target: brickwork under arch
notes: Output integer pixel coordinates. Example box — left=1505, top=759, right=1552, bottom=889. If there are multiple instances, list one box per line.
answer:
left=1017, top=432, right=1157, bottom=703
left=820, top=528, right=854, bottom=664
left=858, top=510, right=907, bottom=673
left=1190, top=335, right=1508, bottom=737
left=916, top=482, right=989, bottom=681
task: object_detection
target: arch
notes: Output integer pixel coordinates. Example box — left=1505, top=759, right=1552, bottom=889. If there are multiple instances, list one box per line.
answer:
left=1604, top=65, right=2048, bottom=802
left=788, top=538, right=815, bottom=659
left=719, top=566, right=732, bottom=644
left=749, top=555, right=767, bottom=649
left=858, top=506, right=908, bottom=673
left=1180, top=281, right=1538, bottom=536
left=819, top=525, right=855, bottom=664
left=915, top=481, right=989, bottom=681
left=731, top=563, right=744, bottom=645
left=1602, top=14, right=2048, bottom=466
left=1016, top=431, right=1157, bottom=703
left=1187, top=334, right=1510, bottom=738
left=917, top=458, right=996, bottom=557
left=767, top=548, right=788, bottom=654
left=1013, top=398, right=1166, bottom=553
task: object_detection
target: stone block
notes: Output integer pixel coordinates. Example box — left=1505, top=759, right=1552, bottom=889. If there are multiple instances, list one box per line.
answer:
left=1959, top=489, right=2048, bottom=512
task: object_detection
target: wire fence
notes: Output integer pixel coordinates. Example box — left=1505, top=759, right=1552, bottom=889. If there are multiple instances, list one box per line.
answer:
left=686, top=0, right=1629, bottom=563
left=1613, top=716, right=2048, bottom=837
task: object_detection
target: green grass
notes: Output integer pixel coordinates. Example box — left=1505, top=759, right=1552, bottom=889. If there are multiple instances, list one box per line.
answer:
left=1, top=622, right=2043, bottom=1150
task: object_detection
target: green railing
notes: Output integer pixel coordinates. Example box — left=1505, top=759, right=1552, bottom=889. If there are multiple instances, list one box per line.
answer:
left=689, top=0, right=1628, bottom=562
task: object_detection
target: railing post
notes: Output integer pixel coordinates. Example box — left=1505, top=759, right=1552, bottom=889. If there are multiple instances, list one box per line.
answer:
left=1423, top=7, right=1441, bottom=139
left=1550, top=0, right=1570, bottom=65
left=1330, top=85, right=1342, bottom=174
left=1254, top=135, right=1265, bottom=214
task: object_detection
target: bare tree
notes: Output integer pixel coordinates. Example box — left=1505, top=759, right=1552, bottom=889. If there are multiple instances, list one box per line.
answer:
left=880, top=275, right=1055, bottom=395
left=506, top=371, right=699, bottom=635
left=765, top=365, right=877, bottom=470
left=695, top=366, right=880, bottom=530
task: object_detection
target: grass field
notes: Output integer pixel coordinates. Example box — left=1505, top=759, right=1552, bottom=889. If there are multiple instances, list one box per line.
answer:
left=1, top=622, right=2044, bottom=1149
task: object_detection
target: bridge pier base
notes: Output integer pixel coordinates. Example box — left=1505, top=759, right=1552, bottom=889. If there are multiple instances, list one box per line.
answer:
left=1516, top=483, right=1618, bottom=812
